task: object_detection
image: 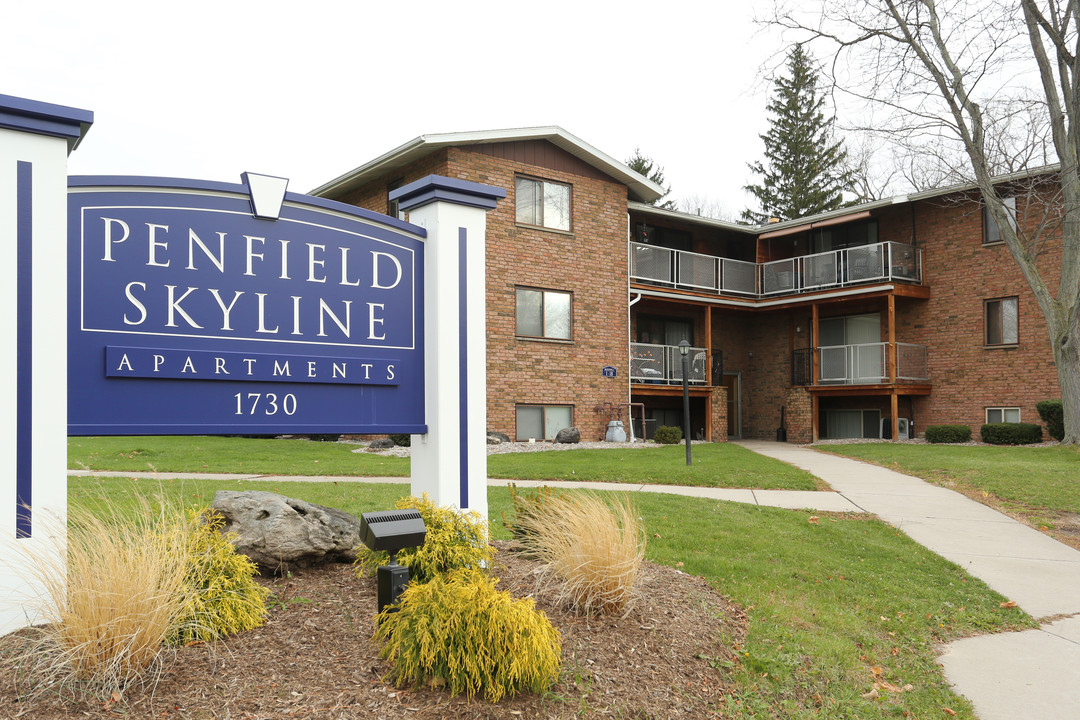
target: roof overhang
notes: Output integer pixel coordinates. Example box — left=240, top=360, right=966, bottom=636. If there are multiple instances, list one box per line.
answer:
left=750, top=164, right=1061, bottom=237
left=311, top=126, right=666, bottom=203
left=628, top=201, right=757, bottom=235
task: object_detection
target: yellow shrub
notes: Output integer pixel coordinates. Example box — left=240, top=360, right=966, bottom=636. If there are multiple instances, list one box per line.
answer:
left=374, top=568, right=561, bottom=702
left=167, top=508, right=269, bottom=645
left=355, top=493, right=493, bottom=582
left=512, top=492, right=645, bottom=616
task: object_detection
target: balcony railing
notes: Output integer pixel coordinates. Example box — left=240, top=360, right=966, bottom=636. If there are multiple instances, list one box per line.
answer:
left=630, top=342, right=708, bottom=385
left=820, top=343, right=887, bottom=384
left=631, top=240, right=922, bottom=298
left=791, top=342, right=930, bottom=385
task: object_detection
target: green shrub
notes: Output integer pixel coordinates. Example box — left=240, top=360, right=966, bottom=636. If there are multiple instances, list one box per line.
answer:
left=980, top=423, right=1043, bottom=445
left=374, top=568, right=561, bottom=702
left=501, top=483, right=564, bottom=545
left=168, top=509, right=269, bottom=645
left=1036, top=400, right=1065, bottom=441
left=924, top=424, right=972, bottom=444
left=355, top=493, right=493, bottom=582
left=653, top=425, right=683, bottom=444
left=388, top=433, right=412, bottom=447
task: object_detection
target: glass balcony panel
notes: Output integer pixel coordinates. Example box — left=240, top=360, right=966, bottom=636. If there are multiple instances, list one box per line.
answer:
left=631, top=244, right=673, bottom=284
left=721, top=258, right=757, bottom=294
left=803, top=252, right=838, bottom=288
left=847, top=245, right=884, bottom=282
left=762, top=258, right=797, bottom=294
left=677, top=251, right=719, bottom=290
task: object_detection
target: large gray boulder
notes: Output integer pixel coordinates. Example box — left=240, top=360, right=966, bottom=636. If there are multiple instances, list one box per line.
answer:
left=555, top=426, right=581, bottom=444
left=487, top=431, right=511, bottom=445
left=212, top=491, right=362, bottom=573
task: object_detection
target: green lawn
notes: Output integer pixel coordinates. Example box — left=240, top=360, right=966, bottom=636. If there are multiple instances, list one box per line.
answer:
left=69, top=476, right=1030, bottom=719
left=67, top=435, right=409, bottom=477
left=67, top=436, right=821, bottom=490
left=817, top=443, right=1080, bottom=514
left=488, top=443, right=821, bottom=489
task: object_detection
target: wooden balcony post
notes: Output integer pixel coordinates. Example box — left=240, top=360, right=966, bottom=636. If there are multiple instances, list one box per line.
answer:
left=891, top=391, right=900, bottom=443
left=888, top=295, right=897, bottom=384
left=705, top=305, right=713, bottom=384
left=811, top=303, right=819, bottom=385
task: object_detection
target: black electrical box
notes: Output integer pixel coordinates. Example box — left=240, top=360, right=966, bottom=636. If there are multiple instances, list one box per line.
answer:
left=377, top=563, right=411, bottom=614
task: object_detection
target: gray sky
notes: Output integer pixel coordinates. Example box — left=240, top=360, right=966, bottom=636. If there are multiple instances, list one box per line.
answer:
left=5, top=0, right=783, bottom=218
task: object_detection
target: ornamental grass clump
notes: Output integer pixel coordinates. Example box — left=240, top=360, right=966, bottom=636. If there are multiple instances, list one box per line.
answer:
left=354, top=493, right=493, bottom=582
left=374, top=568, right=561, bottom=702
left=8, top=498, right=270, bottom=699
left=502, top=483, right=564, bottom=547
left=512, top=492, right=646, bottom=616
left=9, top=499, right=194, bottom=698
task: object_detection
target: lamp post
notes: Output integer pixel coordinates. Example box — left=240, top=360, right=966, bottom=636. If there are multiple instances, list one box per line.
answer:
left=679, top=340, right=692, bottom=466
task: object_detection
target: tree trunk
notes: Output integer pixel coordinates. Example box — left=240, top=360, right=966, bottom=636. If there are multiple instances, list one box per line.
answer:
left=1049, top=314, right=1080, bottom=444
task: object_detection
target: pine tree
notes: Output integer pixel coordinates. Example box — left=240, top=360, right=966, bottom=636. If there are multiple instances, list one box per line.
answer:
left=626, top=148, right=677, bottom=210
left=741, top=44, right=853, bottom=224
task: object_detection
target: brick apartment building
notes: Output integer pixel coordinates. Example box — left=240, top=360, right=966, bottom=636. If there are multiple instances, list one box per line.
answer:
left=312, top=127, right=1063, bottom=443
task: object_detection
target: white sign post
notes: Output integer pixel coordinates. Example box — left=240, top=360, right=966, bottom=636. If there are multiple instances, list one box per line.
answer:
left=0, top=94, right=92, bottom=635
left=393, top=177, right=505, bottom=520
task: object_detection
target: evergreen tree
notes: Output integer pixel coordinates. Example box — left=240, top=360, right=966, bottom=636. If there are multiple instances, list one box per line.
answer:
left=741, top=44, right=853, bottom=224
left=626, top=148, right=677, bottom=210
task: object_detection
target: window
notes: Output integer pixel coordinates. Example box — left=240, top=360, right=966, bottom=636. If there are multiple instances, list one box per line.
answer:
left=516, top=287, right=571, bottom=340
left=986, top=407, right=1021, bottom=423
left=387, top=179, right=406, bottom=220
left=516, top=405, right=572, bottom=441
left=983, top=196, right=1017, bottom=245
left=985, top=297, right=1019, bottom=345
left=516, top=176, right=571, bottom=231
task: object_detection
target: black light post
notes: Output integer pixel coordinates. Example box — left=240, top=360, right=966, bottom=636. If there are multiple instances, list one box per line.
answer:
left=679, top=340, right=692, bottom=466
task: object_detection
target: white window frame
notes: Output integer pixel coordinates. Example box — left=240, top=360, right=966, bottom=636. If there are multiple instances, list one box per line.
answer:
left=515, top=176, right=571, bottom=231
left=515, top=287, right=572, bottom=340
left=986, top=407, right=1021, bottom=424
left=985, top=296, right=1019, bottom=346
left=516, top=404, right=573, bottom=441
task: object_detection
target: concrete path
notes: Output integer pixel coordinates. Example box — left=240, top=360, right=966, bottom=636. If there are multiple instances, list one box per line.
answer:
left=736, top=440, right=1080, bottom=720
left=67, top=470, right=866, bottom=513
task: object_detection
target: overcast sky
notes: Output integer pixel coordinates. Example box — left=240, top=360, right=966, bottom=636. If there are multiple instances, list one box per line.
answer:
left=5, top=0, right=787, bottom=219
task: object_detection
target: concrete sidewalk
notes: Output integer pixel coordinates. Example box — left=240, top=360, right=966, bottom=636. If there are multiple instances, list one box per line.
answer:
left=67, top=470, right=866, bottom=513
left=736, top=440, right=1080, bottom=720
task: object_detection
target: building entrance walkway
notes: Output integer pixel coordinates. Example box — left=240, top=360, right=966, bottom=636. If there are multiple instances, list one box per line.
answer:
left=736, top=440, right=1080, bottom=720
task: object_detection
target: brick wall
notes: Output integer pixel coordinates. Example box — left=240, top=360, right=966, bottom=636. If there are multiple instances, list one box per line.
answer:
left=337, top=142, right=631, bottom=441
left=329, top=142, right=1066, bottom=444
left=783, top=387, right=813, bottom=443
left=903, top=194, right=1062, bottom=435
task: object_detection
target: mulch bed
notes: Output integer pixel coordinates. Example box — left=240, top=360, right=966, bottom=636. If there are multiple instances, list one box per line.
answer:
left=0, top=541, right=747, bottom=719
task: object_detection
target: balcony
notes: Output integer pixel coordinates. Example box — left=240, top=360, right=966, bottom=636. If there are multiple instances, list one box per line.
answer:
left=630, top=342, right=708, bottom=385
left=792, top=342, right=929, bottom=385
left=630, top=241, right=922, bottom=298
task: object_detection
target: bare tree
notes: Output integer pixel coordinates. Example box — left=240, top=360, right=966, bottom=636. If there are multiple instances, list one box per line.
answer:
left=770, top=0, right=1080, bottom=444
left=675, top=194, right=736, bottom=222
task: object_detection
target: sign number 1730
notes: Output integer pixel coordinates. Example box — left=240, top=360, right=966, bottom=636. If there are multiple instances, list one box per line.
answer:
left=233, top=392, right=297, bottom=416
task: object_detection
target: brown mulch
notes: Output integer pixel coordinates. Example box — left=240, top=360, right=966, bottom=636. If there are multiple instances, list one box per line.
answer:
left=0, top=542, right=747, bottom=719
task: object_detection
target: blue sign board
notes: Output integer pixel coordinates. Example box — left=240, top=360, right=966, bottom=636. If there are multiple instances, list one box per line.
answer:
left=68, top=176, right=426, bottom=435
left=602, top=365, right=617, bottom=378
